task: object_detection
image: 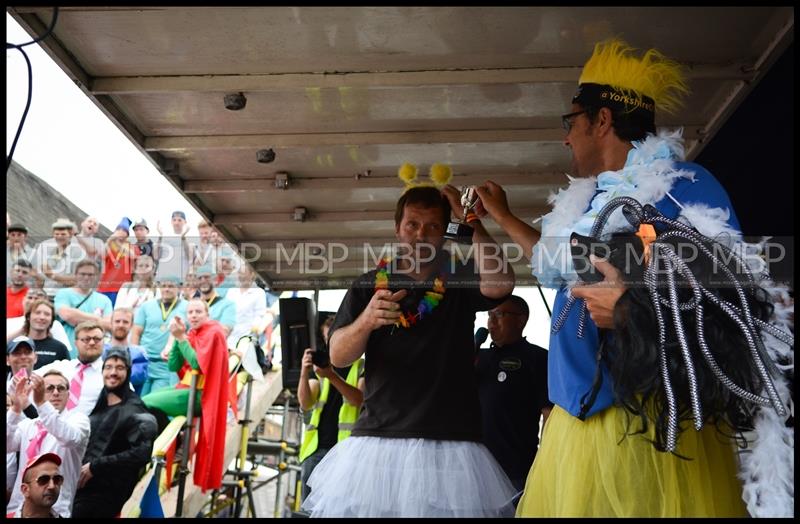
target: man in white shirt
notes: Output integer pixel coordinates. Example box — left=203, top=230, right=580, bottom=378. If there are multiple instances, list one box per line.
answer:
left=6, top=369, right=90, bottom=517
left=225, top=266, right=268, bottom=348
left=154, top=210, right=192, bottom=284
left=34, top=321, right=107, bottom=417
left=74, top=216, right=106, bottom=270
left=7, top=223, right=35, bottom=284
left=31, top=218, right=87, bottom=298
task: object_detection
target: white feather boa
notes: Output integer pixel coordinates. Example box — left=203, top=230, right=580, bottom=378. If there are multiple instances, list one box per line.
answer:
left=532, top=129, right=795, bottom=517
left=532, top=129, right=695, bottom=286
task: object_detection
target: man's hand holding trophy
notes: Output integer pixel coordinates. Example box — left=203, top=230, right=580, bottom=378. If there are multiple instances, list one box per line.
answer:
left=444, top=185, right=482, bottom=244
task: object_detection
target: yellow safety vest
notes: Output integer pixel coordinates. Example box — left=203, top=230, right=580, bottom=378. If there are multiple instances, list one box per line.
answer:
left=299, top=359, right=363, bottom=463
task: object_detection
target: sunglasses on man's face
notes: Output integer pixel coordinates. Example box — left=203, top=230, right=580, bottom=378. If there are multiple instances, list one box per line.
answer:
left=45, top=385, right=68, bottom=393
left=29, top=474, right=64, bottom=487
left=561, top=110, right=588, bottom=132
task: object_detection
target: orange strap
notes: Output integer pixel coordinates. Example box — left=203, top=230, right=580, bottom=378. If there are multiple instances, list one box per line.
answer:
left=636, top=224, right=657, bottom=265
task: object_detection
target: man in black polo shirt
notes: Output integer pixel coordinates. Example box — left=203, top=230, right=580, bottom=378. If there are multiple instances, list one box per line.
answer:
left=476, top=295, right=552, bottom=493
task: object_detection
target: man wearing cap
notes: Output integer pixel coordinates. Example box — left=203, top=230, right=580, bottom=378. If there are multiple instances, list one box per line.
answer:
left=476, top=40, right=747, bottom=517
left=31, top=218, right=87, bottom=298
left=154, top=210, right=193, bottom=284
left=6, top=337, right=41, bottom=420
left=195, top=264, right=236, bottom=337
left=131, top=277, right=188, bottom=395
left=74, top=217, right=105, bottom=269
left=54, top=260, right=113, bottom=358
left=6, top=370, right=90, bottom=517
left=131, top=218, right=156, bottom=259
left=5, top=452, right=64, bottom=518
left=72, top=347, right=157, bottom=518
left=7, top=260, right=32, bottom=318
left=6, top=223, right=34, bottom=284
left=97, top=217, right=137, bottom=306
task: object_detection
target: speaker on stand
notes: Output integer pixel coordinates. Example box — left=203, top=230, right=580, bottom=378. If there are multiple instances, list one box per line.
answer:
left=278, top=297, right=318, bottom=394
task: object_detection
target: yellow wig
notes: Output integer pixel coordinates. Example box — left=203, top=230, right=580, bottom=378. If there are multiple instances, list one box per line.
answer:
left=579, top=39, right=689, bottom=114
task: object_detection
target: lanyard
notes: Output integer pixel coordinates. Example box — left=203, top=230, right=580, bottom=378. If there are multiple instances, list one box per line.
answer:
left=160, top=299, right=178, bottom=322
left=205, top=293, right=218, bottom=309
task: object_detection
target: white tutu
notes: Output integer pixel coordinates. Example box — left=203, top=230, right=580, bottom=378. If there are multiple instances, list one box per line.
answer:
left=302, top=436, right=518, bottom=517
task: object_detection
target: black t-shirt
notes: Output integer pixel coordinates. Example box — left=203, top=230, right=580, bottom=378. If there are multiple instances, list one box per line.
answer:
left=313, top=364, right=353, bottom=450
left=330, top=256, right=506, bottom=441
left=476, top=338, right=552, bottom=482
left=135, top=239, right=155, bottom=259
left=32, top=337, right=70, bottom=369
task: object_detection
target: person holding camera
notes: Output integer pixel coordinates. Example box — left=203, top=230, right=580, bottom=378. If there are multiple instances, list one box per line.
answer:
left=297, top=314, right=364, bottom=502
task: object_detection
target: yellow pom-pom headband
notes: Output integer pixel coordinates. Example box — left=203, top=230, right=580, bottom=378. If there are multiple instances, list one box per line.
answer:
left=397, top=163, right=452, bottom=189
left=574, top=39, right=689, bottom=118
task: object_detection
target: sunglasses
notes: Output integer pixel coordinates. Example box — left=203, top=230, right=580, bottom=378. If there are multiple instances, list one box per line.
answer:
left=45, top=385, right=68, bottom=393
left=29, top=474, right=64, bottom=487
left=561, top=110, right=588, bottom=132
left=78, top=336, right=104, bottom=343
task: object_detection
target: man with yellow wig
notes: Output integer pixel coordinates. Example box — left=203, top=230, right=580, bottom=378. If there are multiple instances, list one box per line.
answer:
left=477, top=40, right=756, bottom=517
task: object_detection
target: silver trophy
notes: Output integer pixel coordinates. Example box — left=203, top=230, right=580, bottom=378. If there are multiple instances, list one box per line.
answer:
left=444, top=186, right=479, bottom=244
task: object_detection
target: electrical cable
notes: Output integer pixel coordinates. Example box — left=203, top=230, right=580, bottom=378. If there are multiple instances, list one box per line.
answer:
left=6, top=7, right=59, bottom=172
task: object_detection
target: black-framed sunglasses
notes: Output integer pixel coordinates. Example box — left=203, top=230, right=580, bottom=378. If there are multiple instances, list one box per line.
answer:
left=29, top=474, right=64, bottom=487
left=45, top=385, right=68, bottom=393
left=561, top=110, right=588, bottom=132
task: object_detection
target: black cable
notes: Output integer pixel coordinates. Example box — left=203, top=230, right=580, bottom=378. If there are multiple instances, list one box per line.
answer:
left=535, top=280, right=552, bottom=318
left=6, top=7, right=59, bottom=49
left=7, top=45, right=32, bottom=173
left=6, top=7, right=60, bottom=173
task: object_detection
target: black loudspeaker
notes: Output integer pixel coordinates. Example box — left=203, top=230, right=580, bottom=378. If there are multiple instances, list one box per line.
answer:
left=279, top=297, right=317, bottom=392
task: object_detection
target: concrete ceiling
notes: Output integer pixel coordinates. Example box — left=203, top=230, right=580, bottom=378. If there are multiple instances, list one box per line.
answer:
left=8, top=6, right=794, bottom=290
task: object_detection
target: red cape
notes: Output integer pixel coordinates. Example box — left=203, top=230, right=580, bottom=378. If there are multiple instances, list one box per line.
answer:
left=186, top=320, right=229, bottom=492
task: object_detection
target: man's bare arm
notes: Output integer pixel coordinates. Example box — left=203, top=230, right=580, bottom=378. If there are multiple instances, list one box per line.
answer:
left=329, top=289, right=406, bottom=367
left=475, top=181, right=541, bottom=263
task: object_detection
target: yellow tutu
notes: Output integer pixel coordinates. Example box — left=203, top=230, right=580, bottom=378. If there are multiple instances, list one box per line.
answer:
left=516, top=405, right=748, bottom=517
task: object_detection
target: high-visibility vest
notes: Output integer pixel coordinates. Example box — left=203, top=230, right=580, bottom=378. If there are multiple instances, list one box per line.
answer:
left=298, top=359, right=363, bottom=463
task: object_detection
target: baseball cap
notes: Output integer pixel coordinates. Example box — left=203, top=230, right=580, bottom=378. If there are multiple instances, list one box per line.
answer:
left=23, top=452, right=62, bottom=479
left=8, top=223, right=28, bottom=234
left=172, top=210, right=187, bottom=220
left=132, top=218, right=149, bottom=231
left=7, top=336, right=36, bottom=354
left=51, top=218, right=76, bottom=231
left=195, top=263, right=215, bottom=277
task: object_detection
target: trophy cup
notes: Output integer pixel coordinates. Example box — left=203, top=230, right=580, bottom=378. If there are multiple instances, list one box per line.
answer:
left=444, top=186, right=479, bottom=244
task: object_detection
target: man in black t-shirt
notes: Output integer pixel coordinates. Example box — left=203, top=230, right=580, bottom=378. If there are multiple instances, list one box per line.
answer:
left=476, top=295, right=552, bottom=493
left=301, top=185, right=516, bottom=518
left=24, top=299, right=70, bottom=370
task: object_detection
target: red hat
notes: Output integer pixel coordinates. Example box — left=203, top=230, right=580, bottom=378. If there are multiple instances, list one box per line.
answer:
left=23, top=452, right=62, bottom=478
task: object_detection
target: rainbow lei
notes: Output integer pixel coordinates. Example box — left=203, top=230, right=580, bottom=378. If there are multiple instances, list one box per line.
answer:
left=375, top=257, right=446, bottom=329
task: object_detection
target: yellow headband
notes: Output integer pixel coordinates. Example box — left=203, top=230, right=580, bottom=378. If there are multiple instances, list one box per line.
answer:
left=397, top=163, right=453, bottom=189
